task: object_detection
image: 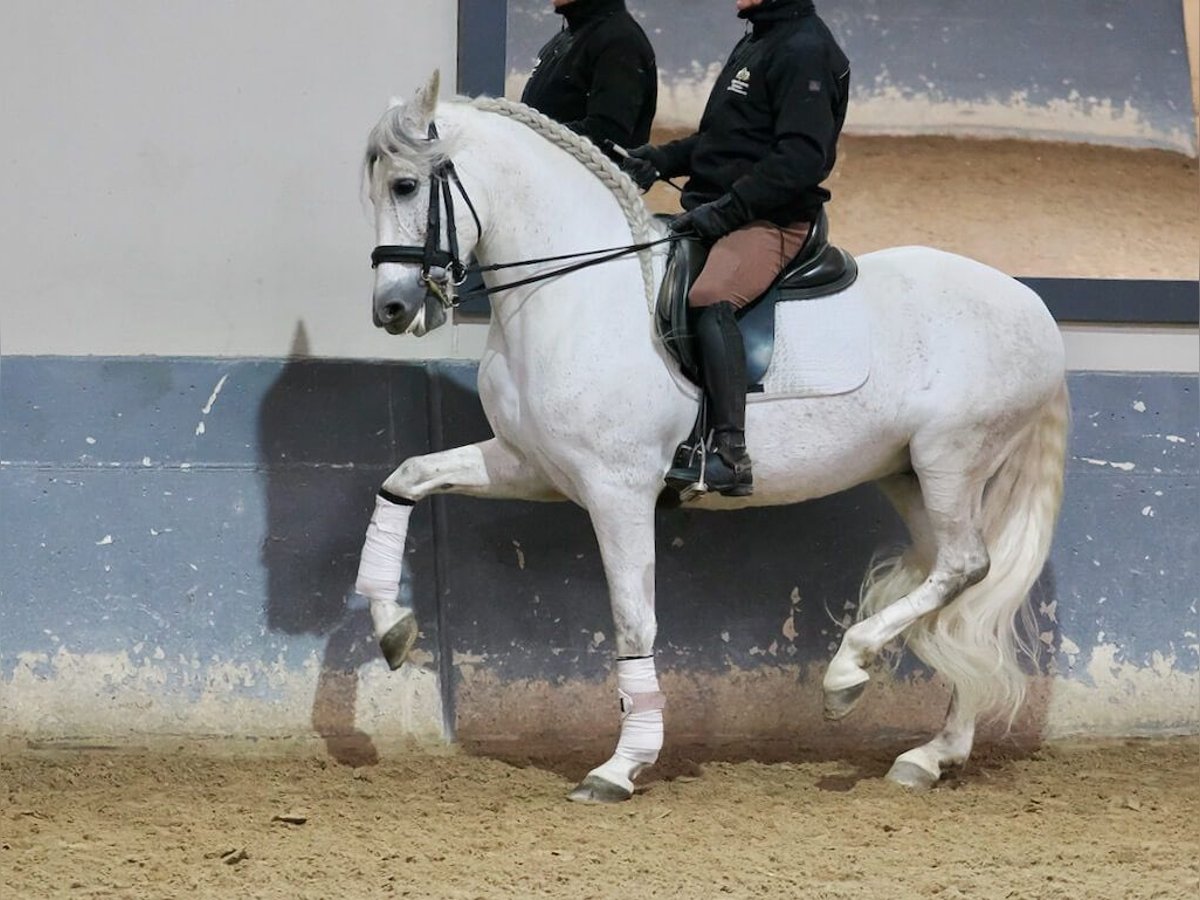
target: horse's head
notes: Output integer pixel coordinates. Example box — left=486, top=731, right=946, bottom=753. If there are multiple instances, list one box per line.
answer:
left=365, top=71, right=479, bottom=336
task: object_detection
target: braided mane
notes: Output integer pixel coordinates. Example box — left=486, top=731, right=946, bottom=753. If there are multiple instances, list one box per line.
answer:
left=469, top=96, right=659, bottom=309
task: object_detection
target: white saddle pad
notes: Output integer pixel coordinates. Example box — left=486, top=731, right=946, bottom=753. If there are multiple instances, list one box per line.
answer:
left=755, top=285, right=870, bottom=400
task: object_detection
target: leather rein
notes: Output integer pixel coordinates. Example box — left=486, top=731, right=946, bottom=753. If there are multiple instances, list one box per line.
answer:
left=370, top=123, right=678, bottom=308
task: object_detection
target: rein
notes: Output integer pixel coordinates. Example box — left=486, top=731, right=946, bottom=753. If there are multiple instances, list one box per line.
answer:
left=370, top=123, right=679, bottom=308
left=453, top=236, right=677, bottom=300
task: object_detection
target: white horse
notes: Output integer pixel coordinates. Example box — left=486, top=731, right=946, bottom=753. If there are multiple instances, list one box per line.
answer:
left=355, top=73, right=1068, bottom=802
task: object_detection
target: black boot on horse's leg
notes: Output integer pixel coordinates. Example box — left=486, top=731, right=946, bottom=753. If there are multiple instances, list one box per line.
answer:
left=665, top=302, right=753, bottom=497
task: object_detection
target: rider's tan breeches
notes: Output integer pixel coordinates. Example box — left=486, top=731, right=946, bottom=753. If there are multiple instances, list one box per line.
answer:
left=688, top=219, right=811, bottom=309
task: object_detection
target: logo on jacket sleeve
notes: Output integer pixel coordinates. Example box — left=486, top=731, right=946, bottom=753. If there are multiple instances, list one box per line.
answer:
left=728, top=67, right=750, bottom=96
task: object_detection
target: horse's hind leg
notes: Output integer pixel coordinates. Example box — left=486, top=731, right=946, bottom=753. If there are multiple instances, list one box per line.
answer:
left=886, top=688, right=975, bottom=790
left=862, top=476, right=979, bottom=787
left=356, top=438, right=562, bottom=668
left=822, top=458, right=991, bottom=719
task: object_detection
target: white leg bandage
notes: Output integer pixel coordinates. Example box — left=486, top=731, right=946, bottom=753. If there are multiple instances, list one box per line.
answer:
left=356, top=494, right=413, bottom=639
left=614, top=656, right=665, bottom=766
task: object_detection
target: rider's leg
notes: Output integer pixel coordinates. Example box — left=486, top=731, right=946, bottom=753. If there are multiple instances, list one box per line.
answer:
left=696, top=300, right=753, bottom=494
left=664, top=219, right=811, bottom=496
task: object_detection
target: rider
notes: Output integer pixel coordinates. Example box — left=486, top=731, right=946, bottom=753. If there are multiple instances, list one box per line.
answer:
left=622, top=0, right=850, bottom=496
left=520, top=0, right=658, bottom=160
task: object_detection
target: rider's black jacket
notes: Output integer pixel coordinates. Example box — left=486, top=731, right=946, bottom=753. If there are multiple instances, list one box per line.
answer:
left=655, top=0, right=849, bottom=224
left=520, top=0, right=657, bottom=157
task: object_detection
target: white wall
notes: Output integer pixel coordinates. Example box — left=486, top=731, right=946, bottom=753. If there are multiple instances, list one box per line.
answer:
left=0, top=0, right=466, bottom=360
left=1, top=3, right=1194, bottom=372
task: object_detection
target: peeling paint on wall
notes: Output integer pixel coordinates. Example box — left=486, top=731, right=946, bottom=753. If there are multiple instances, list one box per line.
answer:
left=842, top=89, right=1197, bottom=154
left=1042, top=643, right=1199, bottom=738
left=453, top=658, right=1198, bottom=756
left=0, top=648, right=443, bottom=740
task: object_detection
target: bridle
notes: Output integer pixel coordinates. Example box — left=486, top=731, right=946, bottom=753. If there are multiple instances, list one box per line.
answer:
left=370, top=123, right=481, bottom=308
left=369, top=122, right=679, bottom=310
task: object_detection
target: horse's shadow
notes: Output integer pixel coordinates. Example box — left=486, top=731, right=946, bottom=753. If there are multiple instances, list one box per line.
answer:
left=468, top=720, right=1052, bottom=794
left=308, top=607, right=381, bottom=766
left=256, top=326, right=437, bottom=767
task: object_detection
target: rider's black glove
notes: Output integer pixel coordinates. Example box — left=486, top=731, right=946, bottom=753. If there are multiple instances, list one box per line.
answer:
left=669, top=194, right=751, bottom=242
left=620, top=144, right=666, bottom=192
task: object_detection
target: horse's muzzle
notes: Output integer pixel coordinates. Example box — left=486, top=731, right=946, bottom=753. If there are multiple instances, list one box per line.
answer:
left=373, top=278, right=422, bottom=333
left=373, top=284, right=447, bottom=336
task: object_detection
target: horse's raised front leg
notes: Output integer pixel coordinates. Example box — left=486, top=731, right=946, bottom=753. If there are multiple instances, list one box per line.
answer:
left=355, top=438, right=562, bottom=669
left=823, top=467, right=990, bottom=719
left=568, top=491, right=664, bottom=804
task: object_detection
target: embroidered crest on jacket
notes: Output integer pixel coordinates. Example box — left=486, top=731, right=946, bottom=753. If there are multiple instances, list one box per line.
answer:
left=728, top=67, right=751, bottom=96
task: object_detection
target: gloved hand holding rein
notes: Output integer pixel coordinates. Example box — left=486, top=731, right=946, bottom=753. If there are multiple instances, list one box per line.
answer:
left=668, top=194, right=752, bottom=242
left=620, top=144, right=667, bottom=191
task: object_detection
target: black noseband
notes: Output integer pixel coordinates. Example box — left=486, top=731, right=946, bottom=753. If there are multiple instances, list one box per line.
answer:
left=370, top=245, right=452, bottom=269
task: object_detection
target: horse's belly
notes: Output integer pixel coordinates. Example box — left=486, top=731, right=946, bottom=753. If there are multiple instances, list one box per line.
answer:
left=741, top=385, right=912, bottom=506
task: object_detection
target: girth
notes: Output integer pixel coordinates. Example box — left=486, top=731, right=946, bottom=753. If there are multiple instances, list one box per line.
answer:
left=655, top=207, right=858, bottom=389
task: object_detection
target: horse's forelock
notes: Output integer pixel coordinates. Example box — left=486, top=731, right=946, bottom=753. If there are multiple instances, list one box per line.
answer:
left=363, top=104, right=441, bottom=177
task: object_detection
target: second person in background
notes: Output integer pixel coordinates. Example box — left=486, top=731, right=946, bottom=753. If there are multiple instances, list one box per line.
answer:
left=520, top=0, right=658, bottom=160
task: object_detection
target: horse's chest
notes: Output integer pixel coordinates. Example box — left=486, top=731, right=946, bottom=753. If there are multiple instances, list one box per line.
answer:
left=481, top=386, right=561, bottom=449
left=477, top=357, right=553, bottom=445
left=477, top=360, right=520, bottom=435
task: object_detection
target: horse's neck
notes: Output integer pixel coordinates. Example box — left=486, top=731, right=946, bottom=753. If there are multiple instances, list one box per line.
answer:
left=460, top=110, right=658, bottom=354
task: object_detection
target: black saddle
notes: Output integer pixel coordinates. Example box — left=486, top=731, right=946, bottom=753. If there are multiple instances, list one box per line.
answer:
left=655, top=207, right=858, bottom=388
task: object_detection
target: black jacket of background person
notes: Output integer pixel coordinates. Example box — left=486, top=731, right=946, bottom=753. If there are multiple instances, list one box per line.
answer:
left=520, top=0, right=657, bottom=156
left=655, top=0, right=849, bottom=224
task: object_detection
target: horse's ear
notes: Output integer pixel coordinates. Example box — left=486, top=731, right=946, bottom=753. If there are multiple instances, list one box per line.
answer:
left=404, top=70, right=440, bottom=132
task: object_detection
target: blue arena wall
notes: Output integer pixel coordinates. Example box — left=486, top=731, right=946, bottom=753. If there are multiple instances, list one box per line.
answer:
left=2, top=295, right=1197, bottom=755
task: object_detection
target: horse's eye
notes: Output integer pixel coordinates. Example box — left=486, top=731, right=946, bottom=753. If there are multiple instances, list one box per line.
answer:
left=391, top=178, right=418, bottom=198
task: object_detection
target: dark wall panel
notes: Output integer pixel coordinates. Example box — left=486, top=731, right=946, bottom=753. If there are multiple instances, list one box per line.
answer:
left=427, top=362, right=1196, bottom=749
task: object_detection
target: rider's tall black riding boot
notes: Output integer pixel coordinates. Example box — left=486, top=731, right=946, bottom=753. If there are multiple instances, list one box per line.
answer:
left=665, top=301, right=753, bottom=496
left=699, top=301, right=753, bottom=495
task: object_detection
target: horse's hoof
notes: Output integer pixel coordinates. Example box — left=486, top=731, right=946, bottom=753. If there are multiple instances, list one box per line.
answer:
left=567, top=774, right=633, bottom=804
left=886, top=759, right=940, bottom=791
left=823, top=680, right=868, bottom=720
left=379, top=614, right=418, bottom=671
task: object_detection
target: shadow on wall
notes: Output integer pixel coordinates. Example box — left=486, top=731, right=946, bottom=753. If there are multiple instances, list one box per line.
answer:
left=255, top=324, right=434, bottom=766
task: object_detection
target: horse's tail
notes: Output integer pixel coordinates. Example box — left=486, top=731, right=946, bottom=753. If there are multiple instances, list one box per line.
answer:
left=860, top=378, right=1070, bottom=723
